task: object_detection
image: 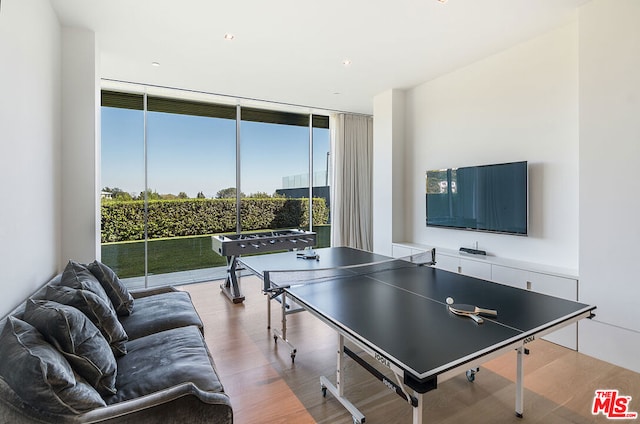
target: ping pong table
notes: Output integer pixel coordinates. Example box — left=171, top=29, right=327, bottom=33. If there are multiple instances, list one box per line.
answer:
left=238, top=247, right=596, bottom=424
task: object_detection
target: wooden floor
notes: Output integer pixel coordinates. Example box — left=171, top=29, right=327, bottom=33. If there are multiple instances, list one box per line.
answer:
left=179, top=277, right=640, bottom=424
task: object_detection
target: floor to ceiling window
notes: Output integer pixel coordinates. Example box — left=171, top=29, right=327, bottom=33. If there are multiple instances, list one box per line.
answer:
left=312, top=123, right=331, bottom=246
left=240, top=109, right=311, bottom=238
left=100, top=92, right=145, bottom=282
left=100, top=88, right=331, bottom=288
left=146, top=97, right=237, bottom=282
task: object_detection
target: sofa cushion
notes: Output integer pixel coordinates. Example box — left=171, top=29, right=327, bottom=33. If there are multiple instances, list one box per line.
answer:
left=104, top=325, right=223, bottom=404
left=46, top=285, right=128, bottom=357
left=23, top=299, right=117, bottom=396
left=87, top=260, right=134, bottom=316
left=0, top=316, right=106, bottom=414
left=61, top=260, right=116, bottom=316
left=119, top=291, right=204, bottom=340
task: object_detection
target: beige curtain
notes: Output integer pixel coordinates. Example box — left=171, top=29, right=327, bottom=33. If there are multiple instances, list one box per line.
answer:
left=330, top=113, right=373, bottom=250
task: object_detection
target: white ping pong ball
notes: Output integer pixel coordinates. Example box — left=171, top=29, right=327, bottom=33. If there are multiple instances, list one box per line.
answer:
left=446, top=297, right=454, bottom=305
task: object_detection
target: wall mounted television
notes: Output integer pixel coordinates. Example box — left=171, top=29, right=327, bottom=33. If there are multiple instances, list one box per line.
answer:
left=425, top=161, right=528, bottom=236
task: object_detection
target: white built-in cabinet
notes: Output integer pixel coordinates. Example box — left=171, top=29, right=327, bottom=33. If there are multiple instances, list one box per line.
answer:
left=391, top=242, right=579, bottom=350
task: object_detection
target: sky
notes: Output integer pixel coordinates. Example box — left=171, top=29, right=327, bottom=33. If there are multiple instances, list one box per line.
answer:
left=101, top=107, right=330, bottom=198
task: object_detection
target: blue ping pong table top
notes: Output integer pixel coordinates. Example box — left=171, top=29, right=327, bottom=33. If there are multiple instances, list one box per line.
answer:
left=239, top=247, right=595, bottom=386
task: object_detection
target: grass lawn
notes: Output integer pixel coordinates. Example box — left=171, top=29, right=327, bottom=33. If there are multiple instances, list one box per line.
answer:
left=101, top=235, right=227, bottom=278
left=101, top=225, right=331, bottom=278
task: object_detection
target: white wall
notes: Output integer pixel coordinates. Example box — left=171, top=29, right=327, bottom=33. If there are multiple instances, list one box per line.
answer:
left=0, top=0, right=62, bottom=315
left=377, top=1, right=640, bottom=373
left=372, top=89, right=405, bottom=256
left=60, top=28, right=100, bottom=265
left=578, top=0, right=640, bottom=373
left=403, top=22, right=579, bottom=269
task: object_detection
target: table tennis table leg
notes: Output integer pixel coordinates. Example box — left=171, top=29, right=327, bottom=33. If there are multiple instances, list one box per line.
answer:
left=515, top=346, right=524, bottom=418
left=281, top=291, right=288, bottom=342
left=266, top=290, right=272, bottom=329
left=336, top=334, right=345, bottom=397
left=412, top=391, right=424, bottom=424
left=320, top=334, right=366, bottom=423
left=270, top=291, right=298, bottom=361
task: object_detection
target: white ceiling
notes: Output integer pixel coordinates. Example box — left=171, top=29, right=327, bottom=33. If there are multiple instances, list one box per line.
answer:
left=50, top=0, right=590, bottom=115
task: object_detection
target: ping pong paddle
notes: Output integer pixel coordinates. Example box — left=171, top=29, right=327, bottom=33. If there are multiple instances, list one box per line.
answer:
left=297, top=250, right=320, bottom=260
left=448, top=304, right=498, bottom=324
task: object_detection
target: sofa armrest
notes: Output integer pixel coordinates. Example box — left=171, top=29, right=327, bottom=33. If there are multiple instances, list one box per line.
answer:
left=83, top=383, right=233, bottom=423
left=129, top=286, right=178, bottom=299
left=0, top=379, right=233, bottom=424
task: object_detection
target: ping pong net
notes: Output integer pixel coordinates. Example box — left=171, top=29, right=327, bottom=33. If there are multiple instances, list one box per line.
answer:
left=263, top=249, right=435, bottom=294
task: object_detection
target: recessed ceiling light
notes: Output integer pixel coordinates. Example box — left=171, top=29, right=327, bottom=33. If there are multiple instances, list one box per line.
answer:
left=224, top=33, right=235, bottom=41
left=151, top=62, right=160, bottom=67
left=342, top=59, right=352, bottom=67
left=436, top=0, right=448, bottom=3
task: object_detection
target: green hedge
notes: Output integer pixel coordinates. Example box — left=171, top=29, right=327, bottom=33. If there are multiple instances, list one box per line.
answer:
left=101, top=198, right=329, bottom=243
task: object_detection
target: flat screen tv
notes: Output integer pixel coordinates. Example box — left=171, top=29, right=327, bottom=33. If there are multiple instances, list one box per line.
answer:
left=425, top=161, right=528, bottom=235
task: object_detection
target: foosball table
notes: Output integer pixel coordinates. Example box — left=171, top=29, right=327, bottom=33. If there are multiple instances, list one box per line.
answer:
left=211, top=229, right=317, bottom=303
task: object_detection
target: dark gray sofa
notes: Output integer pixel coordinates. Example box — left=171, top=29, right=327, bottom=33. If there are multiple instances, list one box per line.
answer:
left=0, top=261, right=233, bottom=424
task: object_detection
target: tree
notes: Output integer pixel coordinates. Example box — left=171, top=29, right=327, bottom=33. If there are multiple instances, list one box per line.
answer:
left=137, top=189, right=161, bottom=200
left=248, top=191, right=271, bottom=198
left=102, top=187, right=132, bottom=201
left=196, top=191, right=205, bottom=199
left=216, top=187, right=245, bottom=199
left=113, top=191, right=133, bottom=201
left=178, top=192, right=189, bottom=199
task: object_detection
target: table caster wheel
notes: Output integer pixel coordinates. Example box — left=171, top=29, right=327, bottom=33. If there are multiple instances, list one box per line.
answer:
left=466, top=367, right=479, bottom=382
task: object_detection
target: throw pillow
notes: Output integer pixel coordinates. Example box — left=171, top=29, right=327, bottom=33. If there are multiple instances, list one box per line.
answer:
left=87, top=260, right=134, bottom=316
left=23, top=299, right=117, bottom=396
left=61, top=260, right=116, bottom=315
left=46, top=285, right=128, bottom=357
left=0, top=316, right=106, bottom=415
